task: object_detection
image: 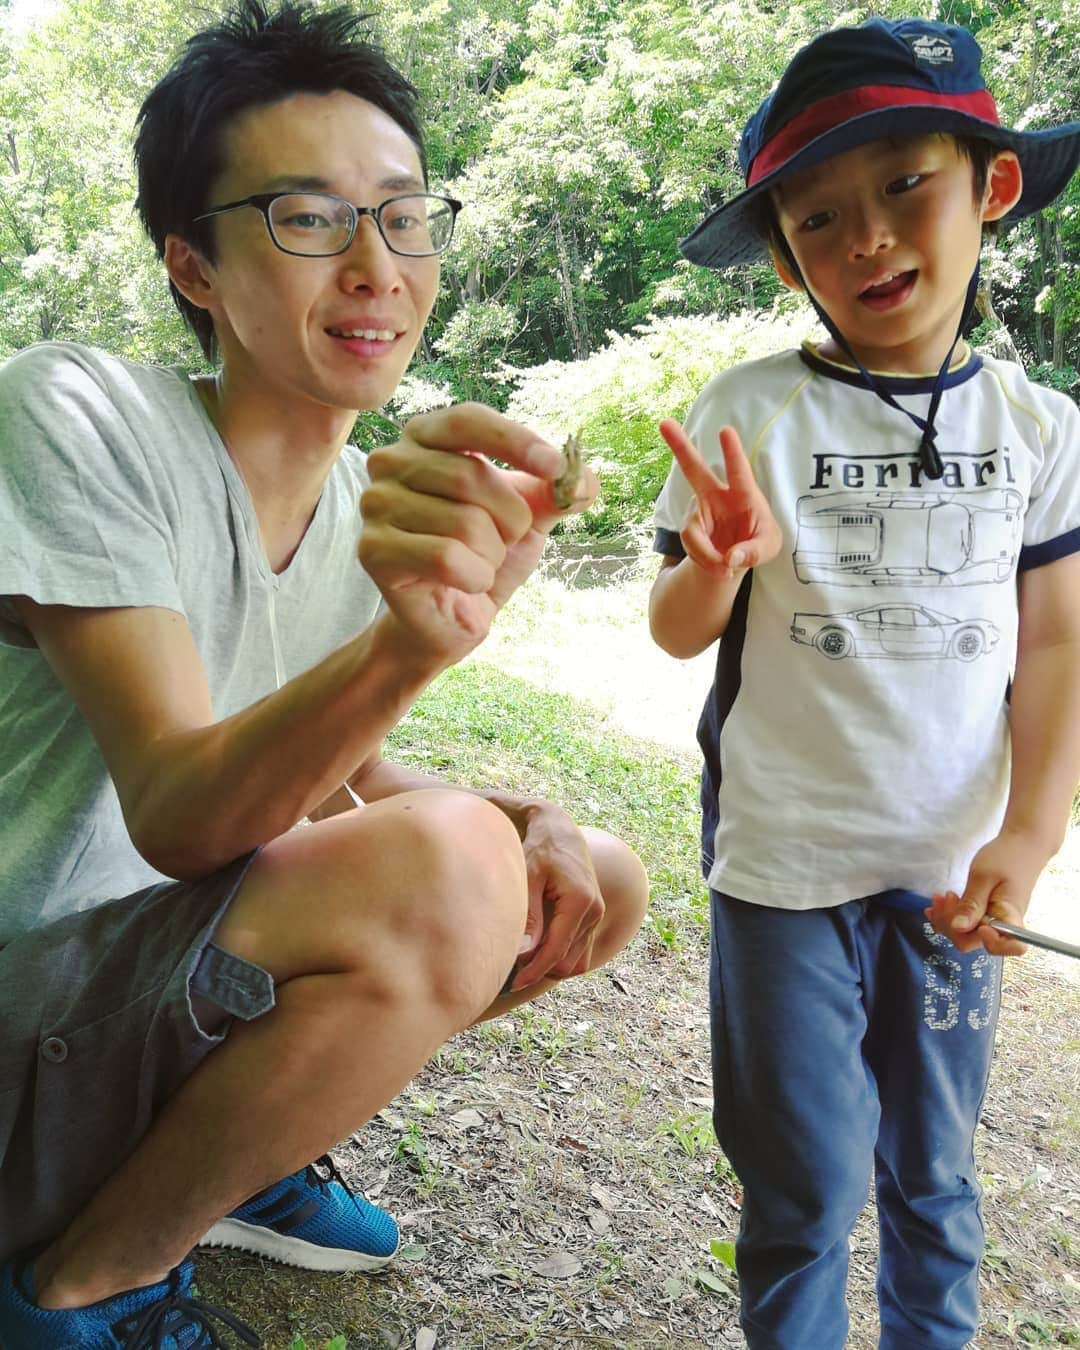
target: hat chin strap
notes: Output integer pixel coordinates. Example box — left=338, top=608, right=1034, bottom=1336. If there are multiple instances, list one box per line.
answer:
left=779, top=239, right=980, bottom=481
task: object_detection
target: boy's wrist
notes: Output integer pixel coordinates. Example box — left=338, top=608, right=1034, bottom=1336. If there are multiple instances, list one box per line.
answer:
left=996, top=816, right=1067, bottom=864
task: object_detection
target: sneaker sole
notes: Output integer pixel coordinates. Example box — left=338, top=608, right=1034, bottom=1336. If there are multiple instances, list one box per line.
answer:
left=197, top=1218, right=398, bottom=1273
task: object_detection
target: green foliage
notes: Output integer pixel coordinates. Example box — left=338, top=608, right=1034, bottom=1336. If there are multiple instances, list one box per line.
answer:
left=657, top=1108, right=716, bottom=1158
left=384, top=656, right=704, bottom=918
left=504, top=307, right=821, bottom=534
left=1, top=0, right=1076, bottom=429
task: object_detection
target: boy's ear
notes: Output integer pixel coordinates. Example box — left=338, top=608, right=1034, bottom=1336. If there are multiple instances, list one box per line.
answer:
left=981, top=150, right=1023, bottom=223
left=771, top=245, right=803, bottom=292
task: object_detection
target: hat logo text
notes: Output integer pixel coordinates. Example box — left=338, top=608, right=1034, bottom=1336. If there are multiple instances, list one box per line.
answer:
left=908, top=34, right=955, bottom=66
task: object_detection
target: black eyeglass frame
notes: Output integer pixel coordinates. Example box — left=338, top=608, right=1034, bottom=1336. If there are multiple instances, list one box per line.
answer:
left=190, top=191, right=463, bottom=258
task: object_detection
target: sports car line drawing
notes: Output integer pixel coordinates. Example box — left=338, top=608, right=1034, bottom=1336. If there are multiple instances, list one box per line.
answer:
left=793, top=489, right=1022, bottom=586
left=790, top=605, right=1001, bottom=661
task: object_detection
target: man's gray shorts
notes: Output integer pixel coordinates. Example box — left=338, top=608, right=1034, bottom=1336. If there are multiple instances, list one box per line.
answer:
left=0, top=855, right=274, bottom=1263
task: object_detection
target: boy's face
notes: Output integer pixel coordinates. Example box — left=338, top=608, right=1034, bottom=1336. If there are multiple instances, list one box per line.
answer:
left=771, top=134, right=1019, bottom=374
left=175, top=89, right=440, bottom=416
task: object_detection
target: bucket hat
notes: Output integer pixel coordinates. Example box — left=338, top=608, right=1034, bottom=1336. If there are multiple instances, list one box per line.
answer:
left=681, top=18, right=1080, bottom=269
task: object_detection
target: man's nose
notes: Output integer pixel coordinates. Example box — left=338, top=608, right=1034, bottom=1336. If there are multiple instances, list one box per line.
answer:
left=337, top=215, right=403, bottom=292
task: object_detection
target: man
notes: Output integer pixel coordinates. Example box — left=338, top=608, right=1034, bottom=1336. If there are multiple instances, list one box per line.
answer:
left=0, top=2, right=648, bottom=1343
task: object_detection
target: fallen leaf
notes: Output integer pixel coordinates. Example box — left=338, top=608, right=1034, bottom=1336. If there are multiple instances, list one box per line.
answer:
left=449, top=1108, right=485, bottom=1130
left=399, top=1244, right=428, bottom=1262
left=557, top=1134, right=589, bottom=1152
left=588, top=1210, right=611, bottom=1236
left=590, top=1183, right=617, bottom=1211
left=534, top=1252, right=583, bottom=1279
left=663, top=1277, right=682, bottom=1300
left=415, top=1330, right=437, bottom=1350
left=694, top=1268, right=730, bottom=1295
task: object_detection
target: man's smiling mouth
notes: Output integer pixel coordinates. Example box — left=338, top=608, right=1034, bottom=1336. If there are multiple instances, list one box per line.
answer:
left=326, top=327, right=398, bottom=341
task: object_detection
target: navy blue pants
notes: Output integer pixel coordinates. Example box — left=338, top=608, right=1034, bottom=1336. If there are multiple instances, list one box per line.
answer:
left=709, top=890, right=1001, bottom=1350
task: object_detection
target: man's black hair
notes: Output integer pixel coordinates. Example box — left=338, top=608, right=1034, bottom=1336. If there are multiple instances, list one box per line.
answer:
left=752, top=133, right=1001, bottom=267
left=135, top=0, right=425, bottom=361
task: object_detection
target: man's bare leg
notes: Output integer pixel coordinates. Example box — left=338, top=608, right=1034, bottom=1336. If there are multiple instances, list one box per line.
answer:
left=30, top=802, right=647, bottom=1310
left=31, top=790, right=528, bottom=1309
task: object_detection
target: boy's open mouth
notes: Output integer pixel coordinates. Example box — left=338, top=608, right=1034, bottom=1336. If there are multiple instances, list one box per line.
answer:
left=859, top=270, right=917, bottom=303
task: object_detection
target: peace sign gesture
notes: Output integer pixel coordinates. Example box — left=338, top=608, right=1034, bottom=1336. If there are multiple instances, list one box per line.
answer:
left=659, top=420, right=782, bottom=579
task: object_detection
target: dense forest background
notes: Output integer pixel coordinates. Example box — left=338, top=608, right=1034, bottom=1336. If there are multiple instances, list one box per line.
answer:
left=2, top=0, right=1077, bottom=534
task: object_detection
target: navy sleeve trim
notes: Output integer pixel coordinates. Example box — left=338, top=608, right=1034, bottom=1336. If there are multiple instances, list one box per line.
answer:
left=653, top=527, right=685, bottom=557
left=1018, top=527, right=1080, bottom=572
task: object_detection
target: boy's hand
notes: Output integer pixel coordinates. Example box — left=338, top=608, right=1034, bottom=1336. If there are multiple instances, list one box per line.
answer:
left=659, top=419, right=782, bottom=579
left=925, top=827, right=1051, bottom=956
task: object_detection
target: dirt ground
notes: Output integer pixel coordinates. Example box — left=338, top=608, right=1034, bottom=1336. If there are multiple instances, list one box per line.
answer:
left=194, top=871, right=1080, bottom=1349
left=194, top=569, right=1080, bottom=1346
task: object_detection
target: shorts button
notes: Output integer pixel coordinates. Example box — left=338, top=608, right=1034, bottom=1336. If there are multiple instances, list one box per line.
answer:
left=40, top=1037, right=68, bottom=1063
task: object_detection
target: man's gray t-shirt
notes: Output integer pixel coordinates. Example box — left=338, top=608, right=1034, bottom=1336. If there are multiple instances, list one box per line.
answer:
left=0, top=341, right=383, bottom=944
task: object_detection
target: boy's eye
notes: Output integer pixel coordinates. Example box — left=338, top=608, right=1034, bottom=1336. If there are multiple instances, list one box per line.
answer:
left=885, top=173, right=923, bottom=195
left=800, top=210, right=835, bottom=232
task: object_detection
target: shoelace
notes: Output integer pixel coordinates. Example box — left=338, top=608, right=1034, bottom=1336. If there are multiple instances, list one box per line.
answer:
left=112, top=1265, right=261, bottom=1349
left=307, top=1152, right=372, bottom=1223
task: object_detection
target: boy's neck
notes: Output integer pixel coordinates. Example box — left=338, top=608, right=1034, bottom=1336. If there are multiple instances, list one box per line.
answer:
left=813, top=337, right=972, bottom=380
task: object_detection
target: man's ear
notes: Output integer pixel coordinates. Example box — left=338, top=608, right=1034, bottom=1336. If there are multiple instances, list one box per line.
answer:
left=981, top=150, right=1023, bottom=223
left=771, top=244, right=803, bottom=292
left=164, top=233, right=216, bottom=312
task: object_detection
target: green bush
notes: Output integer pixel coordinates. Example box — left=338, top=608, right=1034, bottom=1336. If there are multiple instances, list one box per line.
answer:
left=502, top=305, right=821, bottom=535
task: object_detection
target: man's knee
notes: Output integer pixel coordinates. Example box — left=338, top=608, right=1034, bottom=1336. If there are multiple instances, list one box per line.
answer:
left=583, top=828, right=649, bottom=966
left=217, top=789, right=528, bottom=1007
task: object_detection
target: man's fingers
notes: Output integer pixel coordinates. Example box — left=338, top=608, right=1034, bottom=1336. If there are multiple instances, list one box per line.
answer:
left=512, top=905, right=592, bottom=989
left=366, top=443, right=535, bottom=546
left=403, top=403, right=564, bottom=479
left=659, top=419, right=724, bottom=499
left=358, top=525, right=496, bottom=596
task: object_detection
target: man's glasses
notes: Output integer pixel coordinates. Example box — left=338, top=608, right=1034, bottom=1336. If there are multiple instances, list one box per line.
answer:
left=191, top=192, right=462, bottom=258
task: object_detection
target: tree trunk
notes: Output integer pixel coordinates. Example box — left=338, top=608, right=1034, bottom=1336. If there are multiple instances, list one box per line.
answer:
left=5, top=132, right=17, bottom=176
left=974, top=280, right=1022, bottom=366
left=554, top=209, right=588, bottom=360
left=1052, top=215, right=1065, bottom=369
left=1033, top=215, right=1049, bottom=364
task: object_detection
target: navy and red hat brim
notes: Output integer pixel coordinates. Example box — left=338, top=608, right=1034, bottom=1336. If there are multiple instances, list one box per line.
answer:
left=681, top=103, right=1080, bottom=271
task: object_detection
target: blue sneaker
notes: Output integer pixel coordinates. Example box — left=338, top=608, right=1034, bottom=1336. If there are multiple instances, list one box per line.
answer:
left=0, top=1251, right=260, bottom=1348
left=198, top=1154, right=399, bottom=1273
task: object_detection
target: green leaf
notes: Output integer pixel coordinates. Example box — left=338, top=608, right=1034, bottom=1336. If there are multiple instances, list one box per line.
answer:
left=710, top=1238, right=737, bottom=1271
left=694, top=1268, right=730, bottom=1295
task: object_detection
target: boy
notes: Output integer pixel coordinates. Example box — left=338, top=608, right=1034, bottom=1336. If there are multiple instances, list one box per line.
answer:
left=0, top=1, right=648, bottom=1344
left=650, top=18, right=1080, bottom=1350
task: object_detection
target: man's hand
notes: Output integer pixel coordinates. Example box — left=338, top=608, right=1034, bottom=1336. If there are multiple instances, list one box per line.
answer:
left=925, top=827, right=1052, bottom=956
left=659, top=419, right=782, bottom=579
left=507, top=800, right=606, bottom=992
left=360, top=404, right=598, bottom=665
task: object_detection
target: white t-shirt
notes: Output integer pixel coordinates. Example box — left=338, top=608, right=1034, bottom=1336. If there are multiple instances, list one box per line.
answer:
left=0, top=341, right=383, bottom=943
left=654, top=344, right=1080, bottom=908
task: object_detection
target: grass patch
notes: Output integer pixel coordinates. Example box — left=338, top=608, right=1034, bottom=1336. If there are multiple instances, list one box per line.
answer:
left=385, top=659, right=707, bottom=937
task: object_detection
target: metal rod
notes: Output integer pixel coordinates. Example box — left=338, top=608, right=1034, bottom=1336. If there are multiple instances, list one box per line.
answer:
left=986, top=918, right=1080, bottom=960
